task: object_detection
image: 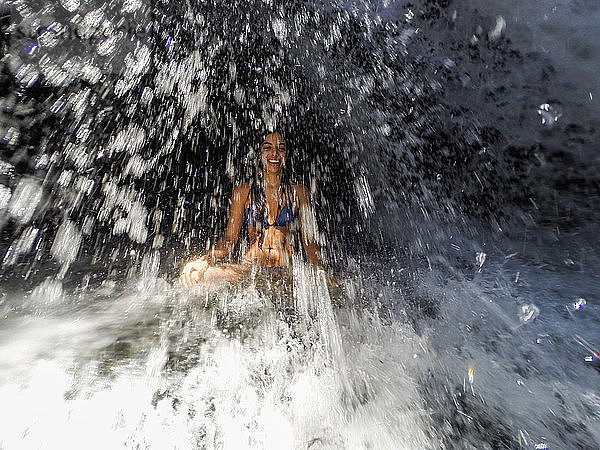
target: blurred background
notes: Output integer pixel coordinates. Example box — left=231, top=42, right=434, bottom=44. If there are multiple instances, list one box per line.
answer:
left=0, top=0, right=598, bottom=448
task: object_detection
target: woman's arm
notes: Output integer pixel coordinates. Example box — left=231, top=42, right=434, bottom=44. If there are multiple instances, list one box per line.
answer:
left=294, top=184, right=324, bottom=269
left=203, top=184, right=249, bottom=263
left=180, top=184, right=249, bottom=286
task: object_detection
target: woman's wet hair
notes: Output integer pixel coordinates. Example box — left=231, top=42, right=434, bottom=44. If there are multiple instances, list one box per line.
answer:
left=250, top=131, right=292, bottom=240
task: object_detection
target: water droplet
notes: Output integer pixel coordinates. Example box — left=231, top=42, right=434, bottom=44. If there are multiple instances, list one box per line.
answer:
left=538, top=103, right=563, bottom=126
left=57, top=170, right=74, bottom=187
left=62, top=57, right=103, bottom=85
left=0, top=184, right=11, bottom=210
left=78, top=9, right=104, bottom=40
left=51, top=220, right=82, bottom=265
left=82, top=215, right=95, bottom=235
left=15, top=63, right=39, bottom=88
left=3, top=227, right=39, bottom=265
left=272, top=18, right=288, bottom=41
left=140, top=250, right=161, bottom=278
left=122, top=0, right=142, bottom=14
left=573, top=298, right=586, bottom=310
left=8, top=179, right=43, bottom=223
left=380, top=123, right=391, bottom=136
left=107, top=123, right=146, bottom=154
left=354, top=174, right=374, bottom=218
left=3, top=127, right=20, bottom=146
left=141, top=87, right=154, bottom=106
left=519, top=304, right=540, bottom=323
left=59, top=0, right=80, bottom=13
left=96, top=32, right=123, bottom=56
left=0, top=160, right=14, bottom=175
left=488, top=16, right=506, bottom=41
left=38, top=22, right=65, bottom=48
left=475, top=252, right=486, bottom=270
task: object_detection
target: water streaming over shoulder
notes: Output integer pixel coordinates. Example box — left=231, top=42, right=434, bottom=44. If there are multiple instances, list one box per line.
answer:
left=1, top=0, right=600, bottom=448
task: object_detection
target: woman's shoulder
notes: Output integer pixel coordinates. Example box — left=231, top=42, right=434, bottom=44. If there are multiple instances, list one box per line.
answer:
left=291, top=183, right=310, bottom=202
left=291, top=183, right=308, bottom=192
left=234, top=182, right=251, bottom=190
left=232, top=183, right=251, bottom=203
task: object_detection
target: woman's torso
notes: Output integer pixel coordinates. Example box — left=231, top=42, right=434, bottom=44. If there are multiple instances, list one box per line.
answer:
left=244, top=185, right=298, bottom=267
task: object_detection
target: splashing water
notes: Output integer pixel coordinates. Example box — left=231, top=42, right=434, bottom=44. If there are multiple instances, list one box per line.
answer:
left=0, top=272, right=435, bottom=449
left=1, top=0, right=600, bottom=448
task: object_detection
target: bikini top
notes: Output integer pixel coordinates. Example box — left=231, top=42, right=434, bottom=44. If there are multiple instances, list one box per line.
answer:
left=246, top=188, right=296, bottom=227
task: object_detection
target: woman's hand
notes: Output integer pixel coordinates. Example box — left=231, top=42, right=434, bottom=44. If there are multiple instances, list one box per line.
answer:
left=180, top=256, right=209, bottom=287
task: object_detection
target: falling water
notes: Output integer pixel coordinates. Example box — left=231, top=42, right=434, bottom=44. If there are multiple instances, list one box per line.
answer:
left=1, top=0, right=600, bottom=448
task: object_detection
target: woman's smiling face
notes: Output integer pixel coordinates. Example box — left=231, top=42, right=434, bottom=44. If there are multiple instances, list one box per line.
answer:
left=260, top=132, right=287, bottom=174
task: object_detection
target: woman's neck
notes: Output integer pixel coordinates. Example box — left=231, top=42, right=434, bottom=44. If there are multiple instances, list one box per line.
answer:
left=263, top=171, right=281, bottom=188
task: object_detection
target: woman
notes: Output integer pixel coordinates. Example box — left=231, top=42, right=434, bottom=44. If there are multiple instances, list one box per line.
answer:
left=180, top=132, right=326, bottom=287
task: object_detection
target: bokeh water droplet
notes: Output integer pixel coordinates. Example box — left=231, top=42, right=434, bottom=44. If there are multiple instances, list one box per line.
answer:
left=59, top=0, right=80, bottom=13
left=537, top=103, right=563, bottom=126
left=476, top=252, right=486, bottom=270
left=519, top=304, right=540, bottom=324
left=122, top=0, right=142, bottom=14
left=50, top=220, right=82, bottom=266
left=8, top=179, right=43, bottom=224
left=573, top=297, right=586, bottom=311
left=488, top=16, right=506, bottom=41
left=0, top=185, right=11, bottom=210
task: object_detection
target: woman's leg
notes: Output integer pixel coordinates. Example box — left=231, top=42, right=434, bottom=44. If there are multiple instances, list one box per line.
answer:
left=195, top=263, right=251, bottom=284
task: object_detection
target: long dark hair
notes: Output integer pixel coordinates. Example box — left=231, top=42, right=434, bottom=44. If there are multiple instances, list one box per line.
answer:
left=249, top=132, right=293, bottom=239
